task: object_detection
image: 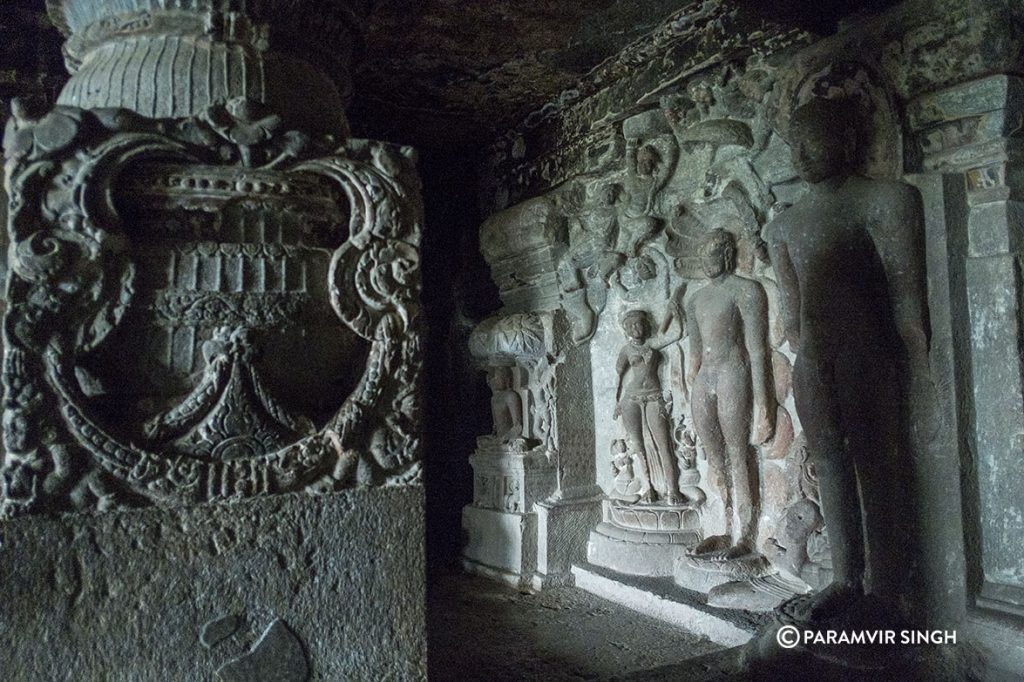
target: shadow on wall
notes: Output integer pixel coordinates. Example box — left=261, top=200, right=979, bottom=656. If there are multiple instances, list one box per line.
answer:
left=414, top=145, right=502, bottom=575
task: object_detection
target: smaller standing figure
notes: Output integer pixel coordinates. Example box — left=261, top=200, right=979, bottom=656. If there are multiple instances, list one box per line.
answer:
left=686, top=229, right=775, bottom=559
left=608, top=439, right=643, bottom=503
left=487, top=366, right=523, bottom=442
left=613, top=310, right=684, bottom=505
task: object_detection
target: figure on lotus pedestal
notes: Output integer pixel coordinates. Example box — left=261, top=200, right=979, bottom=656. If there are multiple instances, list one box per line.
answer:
left=612, top=309, right=684, bottom=506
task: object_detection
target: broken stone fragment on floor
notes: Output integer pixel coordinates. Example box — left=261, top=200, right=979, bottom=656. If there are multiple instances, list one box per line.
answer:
left=216, top=619, right=309, bottom=682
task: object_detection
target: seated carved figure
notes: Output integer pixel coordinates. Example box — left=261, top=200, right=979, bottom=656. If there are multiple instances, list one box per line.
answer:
left=608, top=439, right=644, bottom=503
left=686, top=228, right=775, bottom=560
left=764, top=97, right=930, bottom=623
left=487, top=366, right=523, bottom=443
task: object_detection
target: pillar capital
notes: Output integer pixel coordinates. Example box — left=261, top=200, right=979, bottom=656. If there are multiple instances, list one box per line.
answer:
left=45, top=0, right=370, bottom=135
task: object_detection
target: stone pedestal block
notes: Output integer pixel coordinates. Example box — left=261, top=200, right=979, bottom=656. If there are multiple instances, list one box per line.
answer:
left=468, top=445, right=557, bottom=515
left=587, top=532, right=690, bottom=577
left=586, top=499, right=700, bottom=577
left=0, top=487, right=427, bottom=681
left=462, top=505, right=537, bottom=586
left=532, top=496, right=602, bottom=589
left=672, top=563, right=737, bottom=594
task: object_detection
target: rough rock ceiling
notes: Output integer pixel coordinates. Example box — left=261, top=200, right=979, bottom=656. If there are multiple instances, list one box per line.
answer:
left=350, top=0, right=897, bottom=147
left=1, top=0, right=895, bottom=149
left=350, top=0, right=691, bottom=145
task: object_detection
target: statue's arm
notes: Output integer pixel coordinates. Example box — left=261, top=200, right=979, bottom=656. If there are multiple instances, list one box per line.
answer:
left=685, top=296, right=702, bottom=385
left=625, top=137, right=638, bottom=171
left=765, top=221, right=801, bottom=351
left=741, top=280, right=776, bottom=442
left=880, top=184, right=931, bottom=361
left=659, top=283, right=687, bottom=335
left=741, top=281, right=772, bottom=405
left=614, top=349, right=629, bottom=409
left=655, top=306, right=685, bottom=349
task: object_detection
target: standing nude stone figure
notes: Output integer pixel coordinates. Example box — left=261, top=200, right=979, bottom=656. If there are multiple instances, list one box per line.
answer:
left=613, top=310, right=684, bottom=505
left=686, top=229, right=775, bottom=559
left=764, top=97, right=930, bottom=620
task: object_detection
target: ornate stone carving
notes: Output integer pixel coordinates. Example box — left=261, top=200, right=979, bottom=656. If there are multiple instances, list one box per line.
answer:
left=470, top=313, right=553, bottom=451
left=47, top=0, right=358, bottom=135
left=700, top=446, right=832, bottom=611
left=612, top=309, right=688, bottom=507
left=1, top=3, right=423, bottom=517
left=486, top=367, right=524, bottom=443
left=557, top=181, right=626, bottom=343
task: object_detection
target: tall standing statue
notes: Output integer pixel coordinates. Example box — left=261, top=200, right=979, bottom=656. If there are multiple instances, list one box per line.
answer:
left=686, top=228, right=775, bottom=559
left=764, top=97, right=930, bottom=620
left=613, top=310, right=683, bottom=505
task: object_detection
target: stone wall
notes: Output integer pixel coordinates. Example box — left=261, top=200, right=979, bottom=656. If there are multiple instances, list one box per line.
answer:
left=1, top=1, right=428, bottom=678
left=0, top=488, right=426, bottom=681
left=463, top=0, right=1024, bottom=675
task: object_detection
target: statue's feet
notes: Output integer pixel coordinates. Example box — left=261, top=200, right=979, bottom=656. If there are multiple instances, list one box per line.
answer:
left=692, top=538, right=756, bottom=562
left=665, top=491, right=685, bottom=506
left=638, top=489, right=655, bottom=504
left=720, top=541, right=756, bottom=561
left=690, top=534, right=731, bottom=557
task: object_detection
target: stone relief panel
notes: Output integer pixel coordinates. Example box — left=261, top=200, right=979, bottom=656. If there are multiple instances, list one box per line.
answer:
left=1, top=99, right=424, bottom=516
left=467, top=313, right=558, bottom=515
left=473, top=51, right=928, bottom=605
left=0, top=0, right=426, bottom=519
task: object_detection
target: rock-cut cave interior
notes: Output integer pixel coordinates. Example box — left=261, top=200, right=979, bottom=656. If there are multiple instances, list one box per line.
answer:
left=1, top=0, right=1023, bottom=680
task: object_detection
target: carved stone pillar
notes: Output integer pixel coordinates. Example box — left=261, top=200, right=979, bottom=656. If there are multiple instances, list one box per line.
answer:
left=908, top=74, right=1024, bottom=620
left=0, top=0, right=425, bottom=677
left=462, top=196, right=602, bottom=589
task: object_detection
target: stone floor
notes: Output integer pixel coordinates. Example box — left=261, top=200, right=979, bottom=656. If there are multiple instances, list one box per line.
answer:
left=427, top=571, right=996, bottom=681
left=427, top=572, right=741, bottom=681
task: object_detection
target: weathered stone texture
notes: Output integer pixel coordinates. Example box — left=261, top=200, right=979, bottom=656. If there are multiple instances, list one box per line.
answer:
left=0, top=487, right=426, bottom=681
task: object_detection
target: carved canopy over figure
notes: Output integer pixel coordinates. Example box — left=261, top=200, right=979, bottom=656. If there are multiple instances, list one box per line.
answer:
left=764, top=96, right=930, bottom=622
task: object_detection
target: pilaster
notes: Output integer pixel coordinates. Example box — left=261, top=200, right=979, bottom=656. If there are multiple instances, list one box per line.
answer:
left=909, top=74, right=1024, bottom=621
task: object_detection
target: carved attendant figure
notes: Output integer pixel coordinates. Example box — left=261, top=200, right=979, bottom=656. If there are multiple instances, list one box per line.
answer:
left=686, top=229, right=775, bottom=559
left=765, top=97, right=930, bottom=620
left=562, top=182, right=625, bottom=290
left=559, top=182, right=626, bottom=342
left=613, top=310, right=683, bottom=505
